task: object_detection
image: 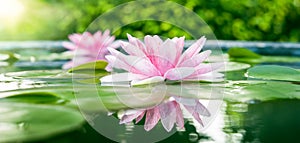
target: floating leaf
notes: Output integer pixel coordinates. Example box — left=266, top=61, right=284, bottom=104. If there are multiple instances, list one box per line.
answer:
left=4, top=70, right=62, bottom=79
left=224, top=81, right=300, bottom=102
left=0, top=51, right=19, bottom=63
left=2, top=69, right=108, bottom=86
left=246, top=65, right=300, bottom=82
left=0, top=103, right=84, bottom=142
left=227, top=48, right=300, bottom=64
left=0, top=85, right=154, bottom=111
left=260, top=56, right=300, bottom=63
left=228, top=47, right=261, bottom=59
left=68, top=60, right=108, bottom=73
left=0, top=92, right=64, bottom=104
left=0, top=86, right=75, bottom=100
left=217, top=62, right=251, bottom=72
left=231, top=56, right=300, bottom=64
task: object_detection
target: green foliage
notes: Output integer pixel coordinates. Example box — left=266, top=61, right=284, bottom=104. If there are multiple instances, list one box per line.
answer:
left=0, top=0, right=299, bottom=41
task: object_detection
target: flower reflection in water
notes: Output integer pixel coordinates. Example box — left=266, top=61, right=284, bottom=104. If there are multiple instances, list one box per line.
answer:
left=119, top=96, right=210, bottom=132
left=99, top=81, right=223, bottom=133
left=75, top=79, right=223, bottom=142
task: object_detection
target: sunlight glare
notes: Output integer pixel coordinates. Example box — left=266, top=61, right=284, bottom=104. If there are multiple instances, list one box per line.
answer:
left=0, top=0, right=25, bottom=21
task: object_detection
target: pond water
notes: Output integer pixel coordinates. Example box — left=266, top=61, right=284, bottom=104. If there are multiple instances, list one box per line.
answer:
left=0, top=42, right=300, bottom=143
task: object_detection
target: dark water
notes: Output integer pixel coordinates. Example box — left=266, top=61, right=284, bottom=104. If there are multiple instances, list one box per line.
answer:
left=225, top=100, right=300, bottom=143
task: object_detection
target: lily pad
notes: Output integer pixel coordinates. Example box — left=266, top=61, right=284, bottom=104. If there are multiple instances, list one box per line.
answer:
left=4, top=70, right=62, bottom=79
left=0, top=103, right=84, bottom=142
left=224, top=81, right=300, bottom=102
left=68, top=60, right=108, bottom=73
left=260, top=56, right=300, bottom=63
left=232, top=56, right=300, bottom=64
left=246, top=65, right=300, bottom=82
left=227, top=48, right=300, bottom=64
left=217, top=62, right=251, bottom=72
left=0, top=51, right=19, bottom=63
left=0, top=92, right=65, bottom=104
left=2, top=69, right=108, bottom=86
left=228, top=47, right=261, bottom=59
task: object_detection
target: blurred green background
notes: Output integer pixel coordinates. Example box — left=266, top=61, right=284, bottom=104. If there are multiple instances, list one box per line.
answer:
left=0, top=0, right=300, bottom=41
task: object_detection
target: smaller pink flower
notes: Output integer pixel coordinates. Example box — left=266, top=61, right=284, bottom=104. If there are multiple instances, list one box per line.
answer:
left=100, top=34, right=223, bottom=85
left=119, top=97, right=210, bottom=132
left=62, top=30, right=120, bottom=69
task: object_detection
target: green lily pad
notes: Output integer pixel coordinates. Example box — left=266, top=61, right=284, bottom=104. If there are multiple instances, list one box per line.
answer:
left=4, top=70, right=62, bottom=79
left=228, top=47, right=261, bottom=59
left=0, top=51, right=19, bottom=63
left=65, top=61, right=109, bottom=81
left=0, top=103, right=84, bottom=142
left=0, top=92, right=65, bottom=104
left=1, top=84, right=166, bottom=111
left=68, top=60, right=108, bottom=73
left=217, top=62, right=251, bottom=72
left=227, top=48, right=300, bottom=64
left=232, top=56, right=300, bottom=64
left=260, top=56, right=300, bottom=63
left=246, top=65, right=300, bottom=82
left=16, top=50, right=69, bottom=62
left=2, top=69, right=108, bottom=86
left=224, top=81, right=300, bottom=102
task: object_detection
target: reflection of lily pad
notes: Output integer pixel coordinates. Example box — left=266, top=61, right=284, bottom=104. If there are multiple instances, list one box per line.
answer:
left=246, top=65, right=300, bottom=82
left=0, top=103, right=84, bottom=142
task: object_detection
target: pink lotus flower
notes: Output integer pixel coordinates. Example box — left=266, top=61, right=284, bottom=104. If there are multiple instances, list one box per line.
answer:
left=100, top=34, right=223, bottom=85
left=119, top=97, right=210, bottom=132
left=62, top=30, right=120, bottom=69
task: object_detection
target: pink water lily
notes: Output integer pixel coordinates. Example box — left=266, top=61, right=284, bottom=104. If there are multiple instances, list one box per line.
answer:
left=100, top=34, right=223, bottom=85
left=119, top=97, right=210, bottom=132
left=62, top=30, right=120, bottom=69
